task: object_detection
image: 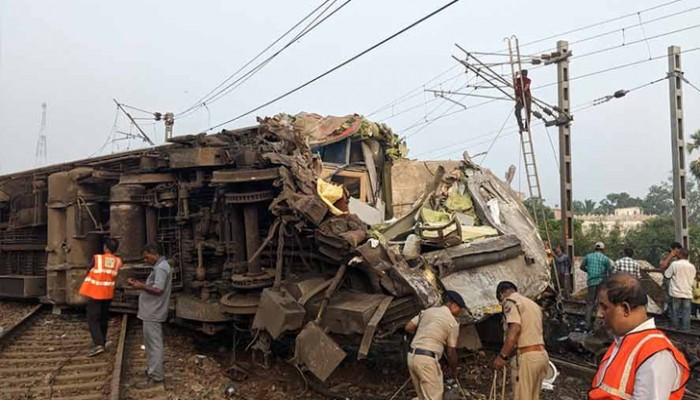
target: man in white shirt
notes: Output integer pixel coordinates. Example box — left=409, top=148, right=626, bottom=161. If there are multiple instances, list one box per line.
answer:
left=664, top=248, right=696, bottom=331
left=590, top=274, right=689, bottom=399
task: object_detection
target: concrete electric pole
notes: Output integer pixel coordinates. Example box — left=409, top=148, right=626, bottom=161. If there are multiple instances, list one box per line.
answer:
left=667, top=45, right=690, bottom=249
left=557, top=41, right=574, bottom=259
left=35, top=102, right=48, bottom=166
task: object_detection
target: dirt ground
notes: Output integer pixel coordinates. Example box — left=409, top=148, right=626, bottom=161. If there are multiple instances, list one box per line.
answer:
left=176, top=330, right=592, bottom=400
left=0, top=300, right=38, bottom=335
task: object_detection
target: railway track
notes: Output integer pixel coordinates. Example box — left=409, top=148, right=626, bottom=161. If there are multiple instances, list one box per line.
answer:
left=1, top=302, right=230, bottom=399
left=562, top=299, right=700, bottom=339
left=120, top=318, right=167, bottom=399
left=0, top=305, right=127, bottom=400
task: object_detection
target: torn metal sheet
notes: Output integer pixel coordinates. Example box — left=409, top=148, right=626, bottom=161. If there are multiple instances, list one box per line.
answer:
left=442, top=256, right=547, bottom=319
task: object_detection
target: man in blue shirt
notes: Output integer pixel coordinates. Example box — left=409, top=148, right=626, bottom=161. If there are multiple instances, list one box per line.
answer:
left=580, top=242, right=612, bottom=330
left=127, top=243, right=172, bottom=388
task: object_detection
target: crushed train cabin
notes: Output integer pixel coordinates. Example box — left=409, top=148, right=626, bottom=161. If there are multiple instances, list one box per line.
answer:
left=0, top=112, right=553, bottom=381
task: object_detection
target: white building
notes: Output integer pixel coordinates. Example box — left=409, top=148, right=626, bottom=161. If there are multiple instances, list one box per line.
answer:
left=577, top=206, right=651, bottom=234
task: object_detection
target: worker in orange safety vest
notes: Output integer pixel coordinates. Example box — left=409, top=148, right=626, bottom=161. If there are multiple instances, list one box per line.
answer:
left=79, top=237, right=123, bottom=357
left=589, top=274, right=690, bottom=400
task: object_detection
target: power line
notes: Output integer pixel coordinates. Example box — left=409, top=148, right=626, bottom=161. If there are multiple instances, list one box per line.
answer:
left=366, top=0, right=692, bottom=121
left=366, top=65, right=461, bottom=117
left=187, top=0, right=353, bottom=115
left=205, top=0, right=462, bottom=132
left=89, top=106, right=121, bottom=158
left=396, top=75, right=478, bottom=136
left=572, top=22, right=700, bottom=61
left=484, top=18, right=700, bottom=83
left=535, top=46, right=700, bottom=90
left=568, top=5, right=700, bottom=49
left=517, top=0, right=686, bottom=50
left=175, top=0, right=337, bottom=117
left=379, top=71, right=465, bottom=123
left=479, top=106, right=513, bottom=165
left=417, top=73, right=672, bottom=159
left=403, top=47, right=690, bottom=148
left=680, top=74, right=700, bottom=94
left=119, top=102, right=156, bottom=115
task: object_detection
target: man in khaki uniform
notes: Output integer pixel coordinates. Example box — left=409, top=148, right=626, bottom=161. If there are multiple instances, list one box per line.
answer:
left=405, top=290, right=465, bottom=400
left=493, top=281, right=549, bottom=400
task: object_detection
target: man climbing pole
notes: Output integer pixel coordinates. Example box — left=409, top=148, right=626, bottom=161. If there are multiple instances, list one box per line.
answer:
left=514, top=69, right=532, bottom=132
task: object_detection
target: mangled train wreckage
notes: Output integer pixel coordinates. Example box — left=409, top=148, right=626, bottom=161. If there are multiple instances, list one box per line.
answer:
left=0, top=112, right=551, bottom=380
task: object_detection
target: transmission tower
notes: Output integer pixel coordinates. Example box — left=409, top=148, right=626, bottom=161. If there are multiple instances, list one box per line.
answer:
left=35, top=102, right=48, bottom=166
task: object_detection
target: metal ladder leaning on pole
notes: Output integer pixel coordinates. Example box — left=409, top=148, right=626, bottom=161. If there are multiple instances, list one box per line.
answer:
left=504, top=36, right=569, bottom=303
left=505, top=36, right=552, bottom=247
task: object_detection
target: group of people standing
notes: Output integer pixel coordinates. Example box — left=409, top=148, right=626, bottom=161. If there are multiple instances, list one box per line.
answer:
left=577, top=241, right=698, bottom=332
left=78, top=239, right=172, bottom=389
left=406, top=242, right=696, bottom=400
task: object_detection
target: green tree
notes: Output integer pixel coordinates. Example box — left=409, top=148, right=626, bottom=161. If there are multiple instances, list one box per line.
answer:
left=688, top=129, right=700, bottom=182
left=595, top=192, right=643, bottom=214
left=584, top=199, right=597, bottom=214
left=641, top=182, right=673, bottom=216
left=624, top=218, right=676, bottom=266
left=640, top=176, right=700, bottom=225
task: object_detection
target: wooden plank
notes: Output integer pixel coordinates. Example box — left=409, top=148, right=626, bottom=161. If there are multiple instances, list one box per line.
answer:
left=358, top=296, right=393, bottom=360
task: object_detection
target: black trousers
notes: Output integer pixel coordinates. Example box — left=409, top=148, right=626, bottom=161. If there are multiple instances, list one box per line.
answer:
left=86, top=298, right=111, bottom=346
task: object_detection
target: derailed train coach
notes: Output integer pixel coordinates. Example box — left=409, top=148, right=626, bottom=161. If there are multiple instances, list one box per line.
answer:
left=0, top=112, right=552, bottom=380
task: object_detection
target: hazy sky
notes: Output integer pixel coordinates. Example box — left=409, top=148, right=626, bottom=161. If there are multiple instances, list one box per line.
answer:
left=1, top=0, right=699, bottom=205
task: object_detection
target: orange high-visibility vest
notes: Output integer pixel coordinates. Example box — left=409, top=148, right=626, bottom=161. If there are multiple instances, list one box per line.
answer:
left=79, top=254, right=122, bottom=300
left=589, top=328, right=690, bottom=400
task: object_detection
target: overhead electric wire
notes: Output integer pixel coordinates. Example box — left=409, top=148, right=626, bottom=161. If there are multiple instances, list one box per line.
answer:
left=192, top=0, right=353, bottom=112
left=366, top=0, right=692, bottom=121
left=400, top=97, right=499, bottom=136
left=516, top=0, right=686, bottom=50
left=572, top=22, right=700, bottom=60
left=417, top=73, right=672, bottom=159
left=397, top=74, right=478, bottom=136
left=679, top=74, right=700, bottom=94
left=175, top=0, right=336, bottom=117
left=404, top=39, right=699, bottom=147
left=89, top=106, right=121, bottom=158
left=118, top=102, right=155, bottom=115
left=534, top=46, right=700, bottom=90
left=177, top=0, right=351, bottom=121
left=478, top=106, right=514, bottom=165
left=366, top=65, right=461, bottom=117
left=516, top=3, right=700, bottom=59
left=569, top=5, right=700, bottom=48
left=485, top=17, right=700, bottom=82
left=380, top=71, right=465, bottom=122
left=543, top=126, right=560, bottom=169
left=204, top=0, right=462, bottom=132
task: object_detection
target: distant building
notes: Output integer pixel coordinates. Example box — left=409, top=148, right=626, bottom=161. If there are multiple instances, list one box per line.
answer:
left=577, top=206, right=651, bottom=234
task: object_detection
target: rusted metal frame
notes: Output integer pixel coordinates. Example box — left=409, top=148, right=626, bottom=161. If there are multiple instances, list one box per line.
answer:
left=272, top=222, right=286, bottom=290
left=358, top=296, right=393, bottom=359
left=109, top=314, right=129, bottom=400
left=247, top=219, right=281, bottom=266
left=299, top=280, right=333, bottom=306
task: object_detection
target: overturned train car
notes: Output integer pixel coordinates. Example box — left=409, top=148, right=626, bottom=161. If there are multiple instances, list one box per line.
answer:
left=0, top=112, right=551, bottom=379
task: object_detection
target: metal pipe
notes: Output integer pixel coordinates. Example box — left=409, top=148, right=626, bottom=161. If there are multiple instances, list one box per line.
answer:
left=243, top=204, right=261, bottom=275
left=146, top=207, right=158, bottom=244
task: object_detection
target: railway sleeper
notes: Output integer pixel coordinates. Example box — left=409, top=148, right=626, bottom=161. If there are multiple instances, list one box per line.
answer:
left=0, top=361, right=109, bottom=374
left=0, top=379, right=104, bottom=395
